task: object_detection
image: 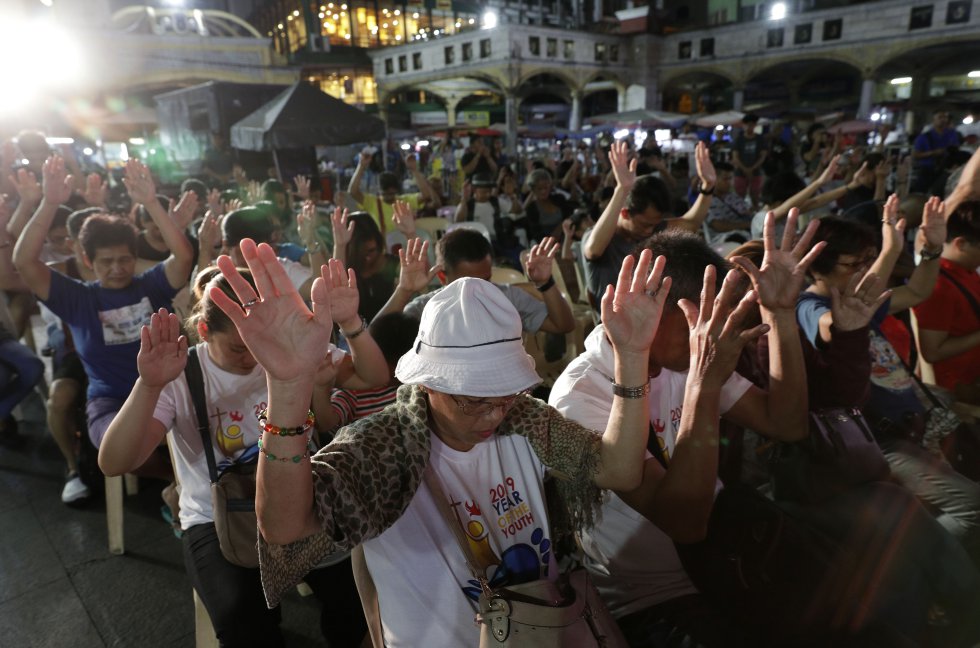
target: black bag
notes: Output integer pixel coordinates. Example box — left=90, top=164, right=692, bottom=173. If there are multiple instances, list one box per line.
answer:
left=769, top=407, right=890, bottom=504
left=185, top=347, right=260, bottom=568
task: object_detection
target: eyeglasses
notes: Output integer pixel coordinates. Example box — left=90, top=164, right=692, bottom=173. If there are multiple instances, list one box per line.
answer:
left=836, top=255, right=876, bottom=270
left=450, top=390, right=530, bottom=417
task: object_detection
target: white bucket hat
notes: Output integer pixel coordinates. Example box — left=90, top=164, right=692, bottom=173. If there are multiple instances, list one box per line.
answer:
left=394, top=277, right=540, bottom=397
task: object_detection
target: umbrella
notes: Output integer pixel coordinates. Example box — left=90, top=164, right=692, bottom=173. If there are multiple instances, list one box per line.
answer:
left=230, top=82, right=385, bottom=151
left=587, top=108, right=689, bottom=127
left=825, top=119, right=877, bottom=135
left=694, top=110, right=747, bottom=127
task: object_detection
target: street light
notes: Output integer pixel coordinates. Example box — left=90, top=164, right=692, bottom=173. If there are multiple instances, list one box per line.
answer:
left=482, top=10, right=498, bottom=29
left=769, top=3, right=787, bottom=20
left=890, top=77, right=912, bottom=85
left=0, top=16, right=84, bottom=117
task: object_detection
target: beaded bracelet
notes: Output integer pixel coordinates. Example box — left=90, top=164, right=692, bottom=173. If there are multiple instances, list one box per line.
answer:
left=256, top=408, right=315, bottom=437
left=257, top=438, right=311, bottom=464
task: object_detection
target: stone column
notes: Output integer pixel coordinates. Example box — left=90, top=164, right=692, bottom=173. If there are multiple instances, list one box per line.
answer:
left=445, top=97, right=460, bottom=126
left=857, top=77, right=875, bottom=119
left=732, top=88, right=744, bottom=111
left=569, top=91, right=583, bottom=131
left=505, top=93, right=519, bottom=155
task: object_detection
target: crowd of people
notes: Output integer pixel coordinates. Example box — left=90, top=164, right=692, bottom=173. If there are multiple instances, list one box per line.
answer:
left=0, top=110, right=979, bottom=647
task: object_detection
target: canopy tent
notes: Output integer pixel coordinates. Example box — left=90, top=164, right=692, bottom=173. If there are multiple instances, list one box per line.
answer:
left=230, top=82, right=385, bottom=151
left=586, top=108, right=689, bottom=127
left=825, top=119, right=877, bottom=135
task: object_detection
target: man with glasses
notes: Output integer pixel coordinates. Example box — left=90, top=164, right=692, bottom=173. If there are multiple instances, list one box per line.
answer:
left=13, top=157, right=191, bottom=477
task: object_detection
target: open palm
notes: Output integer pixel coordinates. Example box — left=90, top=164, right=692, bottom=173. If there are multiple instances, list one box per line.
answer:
left=212, top=240, right=333, bottom=383
left=602, top=250, right=671, bottom=354
left=137, top=309, right=188, bottom=388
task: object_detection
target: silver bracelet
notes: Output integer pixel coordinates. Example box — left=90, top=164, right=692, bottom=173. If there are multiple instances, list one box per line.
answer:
left=610, top=380, right=650, bottom=399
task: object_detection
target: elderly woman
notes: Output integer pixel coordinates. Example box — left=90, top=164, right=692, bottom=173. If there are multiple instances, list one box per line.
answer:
left=206, top=233, right=690, bottom=645
left=522, top=167, right=577, bottom=243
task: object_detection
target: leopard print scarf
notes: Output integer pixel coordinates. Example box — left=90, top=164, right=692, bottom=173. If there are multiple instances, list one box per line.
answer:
left=258, top=384, right=603, bottom=607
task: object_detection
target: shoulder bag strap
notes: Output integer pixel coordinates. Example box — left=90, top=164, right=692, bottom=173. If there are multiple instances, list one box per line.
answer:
left=647, top=422, right=669, bottom=470
left=422, top=463, right=489, bottom=587
left=895, top=348, right=945, bottom=410
left=939, top=268, right=980, bottom=320
left=184, top=346, right=220, bottom=484
left=375, top=195, right=387, bottom=235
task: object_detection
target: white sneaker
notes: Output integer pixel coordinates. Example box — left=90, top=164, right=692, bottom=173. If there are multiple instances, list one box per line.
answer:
left=62, top=474, right=91, bottom=504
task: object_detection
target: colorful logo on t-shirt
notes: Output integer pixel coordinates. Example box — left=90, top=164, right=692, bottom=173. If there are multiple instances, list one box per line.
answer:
left=869, top=330, right=913, bottom=393
left=447, top=476, right=552, bottom=601
left=209, top=406, right=248, bottom=457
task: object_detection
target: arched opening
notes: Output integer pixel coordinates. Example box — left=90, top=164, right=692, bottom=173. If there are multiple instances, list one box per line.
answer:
left=662, top=70, right=734, bottom=114
left=582, top=73, right=623, bottom=120
left=517, top=73, right=573, bottom=128
left=744, top=58, right=862, bottom=112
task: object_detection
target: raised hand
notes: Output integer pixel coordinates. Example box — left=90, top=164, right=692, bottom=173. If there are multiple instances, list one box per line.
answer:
left=212, top=240, right=333, bottom=383
left=608, top=139, right=636, bottom=192
left=678, top=267, right=770, bottom=390
left=331, top=207, right=354, bottom=248
left=207, top=188, right=224, bottom=217
left=293, top=175, right=311, bottom=201
left=297, top=201, right=316, bottom=244
left=392, top=200, right=417, bottom=237
left=919, top=195, right=947, bottom=251
left=694, top=141, right=716, bottom=190
left=404, top=153, right=418, bottom=174
left=41, top=156, right=74, bottom=205
left=831, top=271, right=891, bottom=332
left=816, top=154, right=842, bottom=185
left=9, top=168, right=42, bottom=206
left=245, top=180, right=262, bottom=205
left=525, top=236, right=560, bottom=284
left=137, top=308, right=188, bottom=388
left=358, top=151, right=373, bottom=167
left=122, top=159, right=156, bottom=206
left=232, top=165, right=248, bottom=187
left=82, top=173, right=107, bottom=207
left=397, top=238, right=440, bottom=293
left=602, top=250, right=671, bottom=354
left=197, top=210, right=221, bottom=261
left=880, top=193, right=907, bottom=252
left=731, top=209, right=825, bottom=313
left=561, top=218, right=574, bottom=241
left=322, top=258, right=360, bottom=330
left=225, top=197, right=244, bottom=213
left=169, top=191, right=199, bottom=231
left=313, top=351, right=341, bottom=389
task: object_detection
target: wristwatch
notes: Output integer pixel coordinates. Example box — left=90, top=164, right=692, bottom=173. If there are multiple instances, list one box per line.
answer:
left=698, top=183, right=715, bottom=196
left=920, top=247, right=942, bottom=262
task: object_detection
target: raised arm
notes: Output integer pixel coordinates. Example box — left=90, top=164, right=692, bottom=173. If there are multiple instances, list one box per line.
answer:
left=12, top=156, right=74, bottom=300
left=945, top=148, right=980, bottom=217
left=617, top=265, right=769, bottom=541
left=99, top=309, right=183, bottom=475
left=668, top=142, right=715, bottom=232
left=525, top=237, right=574, bottom=334
left=298, top=201, right=328, bottom=270
left=405, top=154, right=438, bottom=207
left=725, top=210, right=825, bottom=441
left=771, top=155, right=845, bottom=220
left=594, top=250, right=671, bottom=490
left=330, top=207, right=354, bottom=267
left=211, top=241, right=335, bottom=545
left=6, top=169, right=43, bottom=239
left=373, top=238, right=440, bottom=321
left=889, top=195, right=945, bottom=313
left=0, top=199, right=30, bottom=292
left=347, top=152, right=372, bottom=206
left=583, top=140, right=635, bottom=261
left=122, top=160, right=194, bottom=289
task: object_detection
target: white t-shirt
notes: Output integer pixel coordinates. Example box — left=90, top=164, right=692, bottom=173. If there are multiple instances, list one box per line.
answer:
left=153, top=341, right=345, bottom=530
left=548, top=324, right=752, bottom=617
left=280, top=257, right=312, bottom=290
left=363, top=432, right=557, bottom=647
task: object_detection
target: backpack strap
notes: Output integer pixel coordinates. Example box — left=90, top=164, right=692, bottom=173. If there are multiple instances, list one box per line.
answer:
left=184, top=346, right=220, bottom=484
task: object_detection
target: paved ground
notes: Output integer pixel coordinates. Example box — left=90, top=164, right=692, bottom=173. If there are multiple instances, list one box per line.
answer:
left=0, top=391, right=327, bottom=648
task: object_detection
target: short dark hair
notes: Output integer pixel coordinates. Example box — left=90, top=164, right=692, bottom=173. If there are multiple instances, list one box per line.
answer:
left=762, top=172, right=806, bottom=206
left=379, top=172, right=400, bottom=192
left=50, top=206, right=71, bottom=231
left=947, top=200, right=980, bottom=245
left=369, top=312, right=420, bottom=364
left=806, top=216, right=877, bottom=277
left=636, top=230, right=727, bottom=305
left=347, top=212, right=386, bottom=275
left=78, top=214, right=138, bottom=260
left=437, top=228, right=493, bottom=271
left=222, top=207, right=275, bottom=245
left=181, top=178, right=208, bottom=203
left=137, top=195, right=170, bottom=225
left=261, top=179, right=285, bottom=199
left=626, top=175, right=672, bottom=217
left=67, top=207, right=102, bottom=239
left=743, top=113, right=760, bottom=124
left=715, top=161, right=735, bottom=174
